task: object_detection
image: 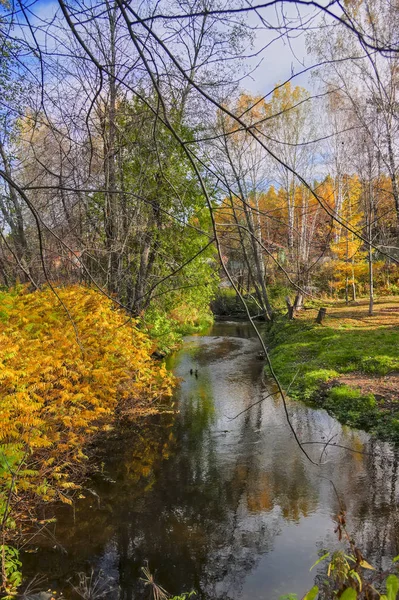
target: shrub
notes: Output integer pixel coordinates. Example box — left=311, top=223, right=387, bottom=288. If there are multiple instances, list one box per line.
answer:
left=0, top=285, right=175, bottom=521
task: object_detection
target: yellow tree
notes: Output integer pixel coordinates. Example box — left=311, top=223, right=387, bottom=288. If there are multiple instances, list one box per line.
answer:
left=330, top=176, right=365, bottom=302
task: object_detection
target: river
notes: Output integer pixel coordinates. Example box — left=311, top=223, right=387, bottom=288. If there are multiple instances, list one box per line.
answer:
left=22, top=322, right=399, bottom=599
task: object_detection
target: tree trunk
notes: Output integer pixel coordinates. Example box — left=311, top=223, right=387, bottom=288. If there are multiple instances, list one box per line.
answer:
left=293, top=292, right=304, bottom=311
left=104, top=4, right=119, bottom=295
left=0, top=141, right=30, bottom=281
left=224, top=144, right=273, bottom=320
left=368, top=239, right=374, bottom=316
left=366, top=180, right=374, bottom=317
left=285, top=296, right=294, bottom=320
left=352, top=280, right=357, bottom=302
left=386, top=134, right=399, bottom=227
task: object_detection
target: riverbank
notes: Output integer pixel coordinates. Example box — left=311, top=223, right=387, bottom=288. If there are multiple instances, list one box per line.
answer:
left=267, top=297, right=399, bottom=441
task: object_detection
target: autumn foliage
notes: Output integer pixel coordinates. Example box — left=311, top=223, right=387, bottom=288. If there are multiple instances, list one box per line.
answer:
left=0, top=285, right=175, bottom=524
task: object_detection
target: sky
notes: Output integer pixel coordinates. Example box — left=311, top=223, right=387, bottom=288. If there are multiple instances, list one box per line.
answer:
left=16, top=0, right=319, bottom=98
left=239, top=3, right=323, bottom=97
left=244, top=31, right=311, bottom=95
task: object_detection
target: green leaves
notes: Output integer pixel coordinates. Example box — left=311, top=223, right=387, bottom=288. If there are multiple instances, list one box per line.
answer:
left=310, top=552, right=330, bottom=571
left=170, top=593, right=196, bottom=600
left=385, top=575, right=399, bottom=600
left=340, top=589, right=357, bottom=600
left=303, top=585, right=319, bottom=600
left=278, top=553, right=399, bottom=600
left=1, top=545, right=22, bottom=597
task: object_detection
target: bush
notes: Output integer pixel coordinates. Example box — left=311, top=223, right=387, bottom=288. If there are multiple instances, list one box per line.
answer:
left=144, top=304, right=213, bottom=353
left=211, top=288, right=259, bottom=316
left=0, top=285, right=175, bottom=528
left=269, top=284, right=294, bottom=309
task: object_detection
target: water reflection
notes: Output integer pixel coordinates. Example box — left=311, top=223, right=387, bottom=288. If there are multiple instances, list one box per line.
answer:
left=22, top=323, right=399, bottom=600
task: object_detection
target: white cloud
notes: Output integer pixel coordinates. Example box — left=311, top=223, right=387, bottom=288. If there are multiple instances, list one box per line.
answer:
left=240, top=3, right=325, bottom=96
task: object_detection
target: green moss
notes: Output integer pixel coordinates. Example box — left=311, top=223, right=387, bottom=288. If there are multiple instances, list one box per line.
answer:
left=361, top=355, right=399, bottom=375
left=267, top=317, right=398, bottom=386
left=302, top=369, right=339, bottom=399
left=322, top=385, right=378, bottom=428
left=266, top=314, right=399, bottom=441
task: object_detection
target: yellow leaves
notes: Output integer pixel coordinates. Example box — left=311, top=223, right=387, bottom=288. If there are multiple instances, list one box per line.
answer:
left=60, top=482, right=79, bottom=490
left=269, top=81, right=309, bottom=113
left=360, top=559, right=375, bottom=570
left=58, top=492, right=73, bottom=506
left=0, top=284, right=176, bottom=514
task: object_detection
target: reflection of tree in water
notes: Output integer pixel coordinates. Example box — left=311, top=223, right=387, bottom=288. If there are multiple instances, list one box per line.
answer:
left=105, top=341, right=321, bottom=600
left=22, top=337, right=320, bottom=599
left=333, top=438, right=399, bottom=570
left=21, top=416, right=178, bottom=591
left=115, top=369, right=282, bottom=600
left=21, top=332, right=399, bottom=600
left=285, top=402, right=399, bottom=572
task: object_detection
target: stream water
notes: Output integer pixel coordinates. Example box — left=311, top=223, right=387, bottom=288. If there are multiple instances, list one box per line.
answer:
left=22, top=322, right=399, bottom=600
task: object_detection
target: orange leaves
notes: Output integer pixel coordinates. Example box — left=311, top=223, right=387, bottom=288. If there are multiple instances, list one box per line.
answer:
left=0, top=285, right=175, bottom=518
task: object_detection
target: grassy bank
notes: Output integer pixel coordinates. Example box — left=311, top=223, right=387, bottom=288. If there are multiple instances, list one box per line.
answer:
left=267, top=298, right=399, bottom=441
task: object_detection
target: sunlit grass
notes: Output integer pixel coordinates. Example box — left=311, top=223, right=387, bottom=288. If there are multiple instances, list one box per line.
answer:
left=267, top=296, right=399, bottom=439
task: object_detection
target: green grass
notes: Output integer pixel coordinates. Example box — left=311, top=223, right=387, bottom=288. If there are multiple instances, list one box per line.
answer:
left=268, top=319, right=399, bottom=392
left=266, top=299, right=399, bottom=440
left=323, top=385, right=379, bottom=429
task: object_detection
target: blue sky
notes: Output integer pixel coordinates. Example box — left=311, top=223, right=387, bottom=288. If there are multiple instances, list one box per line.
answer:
left=18, top=0, right=315, bottom=97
